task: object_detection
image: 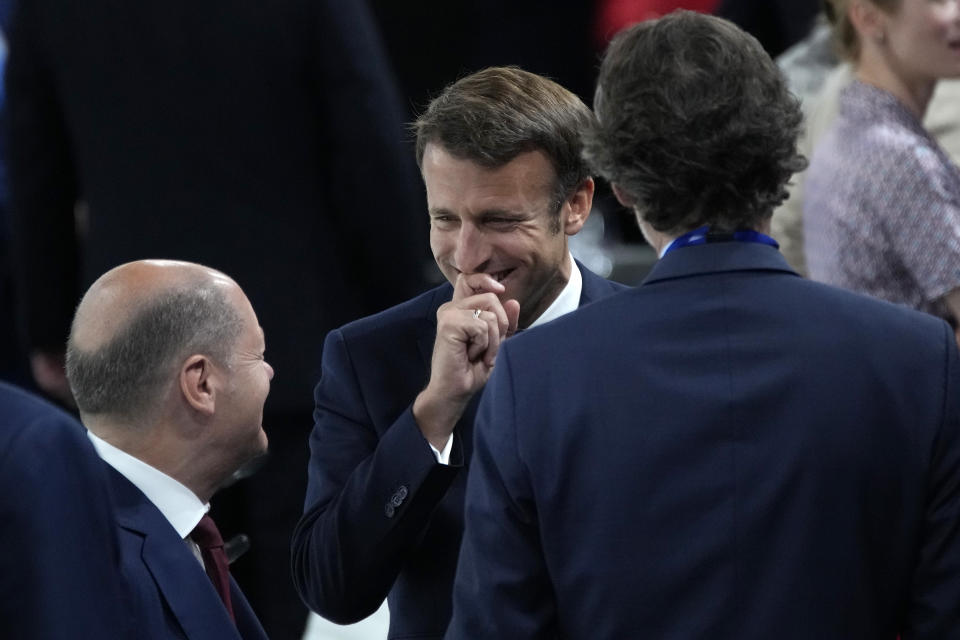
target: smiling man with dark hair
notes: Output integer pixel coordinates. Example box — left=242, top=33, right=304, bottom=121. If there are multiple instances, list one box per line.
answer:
left=292, top=66, right=625, bottom=639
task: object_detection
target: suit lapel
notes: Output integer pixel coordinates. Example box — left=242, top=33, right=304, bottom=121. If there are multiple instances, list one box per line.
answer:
left=229, top=578, right=268, bottom=640
left=577, top=259, right=626, bottom=306
left=109, top=468, right=242, bottom=640
left=138, top=524, right=241, bottom=640
left=416, top=283, right=453, bottom=369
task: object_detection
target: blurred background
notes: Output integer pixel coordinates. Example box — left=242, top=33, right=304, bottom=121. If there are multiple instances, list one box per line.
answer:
left=0, top=1, right=823, bottom=639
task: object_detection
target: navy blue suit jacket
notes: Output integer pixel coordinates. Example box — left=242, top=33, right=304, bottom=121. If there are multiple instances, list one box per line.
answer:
left=0, top=382, right=131, bottom=639
left=448, top=242, right=960, bottom=639
left=106, top=466, right=268, bottom=640
left=292, top=263, right=626, bottom=639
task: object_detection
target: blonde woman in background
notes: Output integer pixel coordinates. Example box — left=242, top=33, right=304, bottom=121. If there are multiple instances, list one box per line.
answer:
left=802, top=0, right=960, bottom=341
left=771, top=17, right=960, bottom=275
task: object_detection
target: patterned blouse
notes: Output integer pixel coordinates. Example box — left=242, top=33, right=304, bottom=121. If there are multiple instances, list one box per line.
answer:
left=803, top=80, right=960, bottom=320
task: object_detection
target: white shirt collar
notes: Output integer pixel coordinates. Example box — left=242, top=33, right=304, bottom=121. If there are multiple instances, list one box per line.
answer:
left=528, top=252, right=582, bottom=329
left=88, top=431, right=208, bottom=539
left=659, top=238, right=676, bottom=258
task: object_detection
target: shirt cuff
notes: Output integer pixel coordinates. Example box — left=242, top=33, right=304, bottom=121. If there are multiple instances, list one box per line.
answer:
left=429, top=434, right=454, bottom=465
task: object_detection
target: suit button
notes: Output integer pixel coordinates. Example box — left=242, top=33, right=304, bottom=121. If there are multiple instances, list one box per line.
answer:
left=391, top=493, right=403, bottom=507
left=384, top=503, right=395, bottom=518
left=397, top=485, right=408, bottom=499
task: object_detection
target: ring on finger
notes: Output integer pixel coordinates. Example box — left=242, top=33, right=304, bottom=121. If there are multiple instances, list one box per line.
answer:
left=472, top=309, right=482, bottom=319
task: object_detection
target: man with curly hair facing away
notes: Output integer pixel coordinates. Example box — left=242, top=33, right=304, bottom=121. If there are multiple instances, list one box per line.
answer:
left=446, top=11, right=960, bottom=639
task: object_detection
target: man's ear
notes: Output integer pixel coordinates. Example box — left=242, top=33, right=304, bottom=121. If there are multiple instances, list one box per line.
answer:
left=179, top=354, right=217, bottom=416
left=611, top=183, right=636, bottom=209
left=562, top=177, right=595, bottom=236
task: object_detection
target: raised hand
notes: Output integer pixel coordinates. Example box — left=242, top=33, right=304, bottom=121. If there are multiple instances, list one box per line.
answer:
left=413, top=273, right=519, bottom=450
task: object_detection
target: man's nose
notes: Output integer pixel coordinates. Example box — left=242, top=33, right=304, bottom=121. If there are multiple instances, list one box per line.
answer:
left=453, top=223, right=491, bottom=274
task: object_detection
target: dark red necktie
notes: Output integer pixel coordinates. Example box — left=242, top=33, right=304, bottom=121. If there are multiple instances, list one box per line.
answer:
left=190, top=514, right=235, bottom=622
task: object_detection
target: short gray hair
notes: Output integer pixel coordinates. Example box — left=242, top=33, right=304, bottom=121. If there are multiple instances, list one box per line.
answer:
left=66, top=283, right=243, bottom=421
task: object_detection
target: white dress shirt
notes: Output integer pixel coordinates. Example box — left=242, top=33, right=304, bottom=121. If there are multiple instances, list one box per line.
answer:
left=659, top=238, right=676, bottom=258
left=526, top=251, right=583, bottom=329
left=88, top=431, right=209, bottom=563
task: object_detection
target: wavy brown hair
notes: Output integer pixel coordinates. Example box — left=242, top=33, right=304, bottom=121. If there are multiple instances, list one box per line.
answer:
left=583, top=11, right=806, bottom=235
left=413, top=66, right=595, bottom=212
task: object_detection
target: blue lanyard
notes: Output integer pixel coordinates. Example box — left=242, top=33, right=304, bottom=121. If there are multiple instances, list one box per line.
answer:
left=662, top=225, right=779, bottom=257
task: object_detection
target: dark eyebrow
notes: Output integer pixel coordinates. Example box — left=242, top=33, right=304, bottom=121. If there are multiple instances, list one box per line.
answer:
left=428, top=207, right=528, bottom=220
left=480, top=209, right=525, bottom=219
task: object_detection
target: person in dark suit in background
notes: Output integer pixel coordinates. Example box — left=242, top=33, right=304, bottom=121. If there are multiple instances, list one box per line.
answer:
left=3, top=1, right=428, bottom=636
left=0, top=381, right=131, bottom=639
left=447, top=12, right=960, bottom=638
left=291, top=67, right=627, bottom=639
left=65, top=259, right=273, bottom=640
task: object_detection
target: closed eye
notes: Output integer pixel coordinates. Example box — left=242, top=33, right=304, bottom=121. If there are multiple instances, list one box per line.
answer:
left=485, top=217, right=521, bottom=230
left=431, top=215, right=459, bottom=229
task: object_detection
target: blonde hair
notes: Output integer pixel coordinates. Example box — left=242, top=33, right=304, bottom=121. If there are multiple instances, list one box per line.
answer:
left=823, top=0, right=901, bottom=61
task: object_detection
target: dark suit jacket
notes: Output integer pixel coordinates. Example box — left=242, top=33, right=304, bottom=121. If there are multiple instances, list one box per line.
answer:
left=448, top=242, right=960, bottom=639
left=107, top=466, right=268, bottom=640
left=292, top=263, right=626, bottom=639
left=4, top=0, right=428, bottom=411
left=0, top=382, right=132, bottom=639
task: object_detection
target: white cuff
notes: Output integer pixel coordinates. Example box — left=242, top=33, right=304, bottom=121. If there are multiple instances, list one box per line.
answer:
left=429, top=434, right=454, bottom=465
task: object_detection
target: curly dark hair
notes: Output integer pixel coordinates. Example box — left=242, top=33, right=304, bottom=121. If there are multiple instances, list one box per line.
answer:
left=413, top=66, right=595, bottom=211
left=583, top=11, right=806, bottom=235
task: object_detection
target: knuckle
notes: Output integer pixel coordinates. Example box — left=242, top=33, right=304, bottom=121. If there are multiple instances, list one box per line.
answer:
left=480, top=292, right=501, bottom=308
left=437, top=301, right=454, bottom=316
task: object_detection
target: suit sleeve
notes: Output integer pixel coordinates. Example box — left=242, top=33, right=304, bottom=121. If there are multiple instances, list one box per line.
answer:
left=4, top=0, right=81, bottom=352
left=291, top=328, right=461, bottom=623
left=445, top=347, right=559, bottom=639
left=903, top=322, right=960, bottom=638
left=0, top=411, right=133, bottom=638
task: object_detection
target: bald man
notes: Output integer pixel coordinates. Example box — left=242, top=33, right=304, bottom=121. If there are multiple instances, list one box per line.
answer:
left=65, top=260, right=272, bottom=640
